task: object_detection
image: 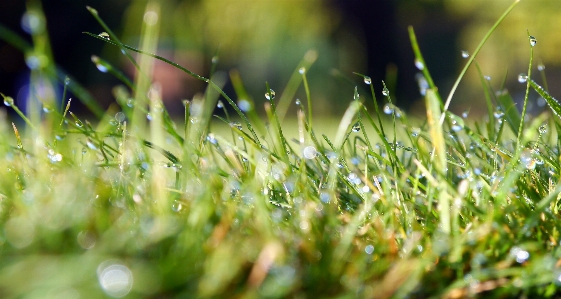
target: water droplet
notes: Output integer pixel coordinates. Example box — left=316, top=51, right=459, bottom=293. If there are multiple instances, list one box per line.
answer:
left=295, top=99, right=301, bottom=105
left=87, top=139, right=98, bottom=150
left=25, top=55, right=43, bottom=69
left=462, top=111, right=469, bottom=118
left=64, top=77, right=71, bottom=85
left=493, top=108, right=504, bottom=119
left=510, top=247, right=530, bottom=263
left=319, top=192, right=330, bottom=203
left=539, top=125, right=547, bottom=134
left=363, top=76, right=372, bottom=85
left=520, top=149, right=536, bottom=170
left=451, top=123, right=463, bottom=132
left=96, top=64, right=108, bottom=73
left=206, top=133, right=218, bottom=145
left=518, top=73, right=528, bottom=83
left=265, top=89, right=275, bottom=100
left=414, top=58, right=424, bottom=70
left=303, top=146, right=317, bottom=159
left=146, top=113, right=152, bottom=121
left=382, top=88, right=390, bottom=97
left=126, top=99, right=134, bottom=108
left=537, top=64, right=545, bottom=71
left=383, top=104, right=393, bottom=115
left=3, top=96, right=14, bottom=107
left=115, top=112, right=125, bottom=122
left=144, top=11, right=158, bottom=25
left=21, top=11, right=44, bottom=34
left=97, top=261, right=133, bottom=298
left=238, top=99, right=251, bottom=112
left=529, top=35, right=537, bottom=47
left=537, top=97, right=546, bottom=107
left=298, top=67, right=306, bottom=75
left=484, top=76, right=491, bottom=81
left=351, top=122, right=360, bottom=132
left=415, top=73, right=428, bottom=96
left=365, top=245, right=374, bottom=255
left=230, top=121, right=242, bottom=130
left=47, top=149, right=63, bottom=162
left=461, top=50, right=470, bottom=58
left=172, top=201, right=183, bottom=212
left=211, top=56, right=219, bottom=64
left=217, top=100, right=223, bottom=108
left=98, top=32, right=110, bottom=39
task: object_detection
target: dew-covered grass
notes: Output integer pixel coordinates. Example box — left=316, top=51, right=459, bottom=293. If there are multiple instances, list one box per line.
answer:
left=3, top=0, right=561, bottom=298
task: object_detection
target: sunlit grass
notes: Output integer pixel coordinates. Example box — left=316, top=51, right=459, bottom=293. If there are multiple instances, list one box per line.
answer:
left=4, top=0, right=561, bottom=298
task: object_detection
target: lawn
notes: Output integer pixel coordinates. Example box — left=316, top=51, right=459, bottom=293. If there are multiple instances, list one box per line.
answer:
left=2, top=1, right=561, bottom=298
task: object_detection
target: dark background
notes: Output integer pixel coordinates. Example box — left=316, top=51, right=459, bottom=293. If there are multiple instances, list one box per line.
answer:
left=1, top=0, right=538, bottom=118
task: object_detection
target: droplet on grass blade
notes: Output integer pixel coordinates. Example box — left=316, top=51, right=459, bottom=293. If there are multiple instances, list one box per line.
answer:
left=265, top=89, right=275, bottom=100
left=529, top=35, right=537, bottom=47
left=461, top=50, right=470, bottom=58
left=3, top=96, right=14, bottom=107
left=537, top=64, right=545, bottom=71
left=382, top=88, right=389, bottom=97
left=351, top=122, right=360, bottom=132
left=414, top=58, right=424, bottom=70
left=383, top=104, right=393, bottom=115
left=518, top=73, right=528, bottom=83
left=217, top=100, right=223, bottom=108
left=238, top=99, right=251, bottom=112
left=298, top=67, right=306, bottom=75
left=303, top=146, right=317, bottom=159
left=98, top=32, right=110, bottom=39
left=21, top=11, right=44, bottom=34
left=363, top=76, right=372, bottom=85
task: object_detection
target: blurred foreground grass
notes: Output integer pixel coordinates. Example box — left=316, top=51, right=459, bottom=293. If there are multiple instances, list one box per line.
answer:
left=3, top=1, right=561, bottom=298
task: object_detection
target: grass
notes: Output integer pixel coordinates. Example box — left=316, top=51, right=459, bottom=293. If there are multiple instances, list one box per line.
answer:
left=3, top=0, right=561, bottom=298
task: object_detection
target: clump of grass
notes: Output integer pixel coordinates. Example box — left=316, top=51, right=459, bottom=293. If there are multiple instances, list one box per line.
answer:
left=3, top=0, right=561, bottom=298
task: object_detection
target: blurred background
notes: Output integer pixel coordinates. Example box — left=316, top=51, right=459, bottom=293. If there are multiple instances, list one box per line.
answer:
left=0, top=0, right=560, bottom=118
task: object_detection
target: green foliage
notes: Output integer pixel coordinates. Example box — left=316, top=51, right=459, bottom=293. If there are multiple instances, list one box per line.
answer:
left=2, top=1, right=561, bottom=298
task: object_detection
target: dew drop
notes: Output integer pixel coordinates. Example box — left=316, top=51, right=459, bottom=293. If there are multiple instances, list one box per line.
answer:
left=363, top=76, right=372, bottom=85
left=295, top=99, right=301, bottom=105
left=115, top=112, right=125, bottom=122
left=3, top=96, right=14, bottom=107
left=351, top=122, right=361, bottom=132
left=98, top=32, right=110, bottom=39
left=238, top=99, right=251, bottom=112
left=303, top=146, right=317, bottom=159
left=217, top=100, right=224, bottom=108
left=64, top=77, right=71, bottom=85
left=537, top=64, right=545, bottom=71
left=265, top=89, right=275, bottom=100
left=382, top=88, right=390, bottom=97
left=493, top=109, right=504, bottom=119
left=87, top=139, right=98, bottom=150
left=211, top=56, right=219, bottom=64
left=529, top=35, right=537, bottom=47
left=230, top=121, right=242, bottom=130
left=484, top=76, right=491, bottom=81
left=298, top=67, right=306, bottom=75
left=461, top=50, right=470, bottom=58
left=365, top=245, right=374, bottom=255
left=97, top=261, right=133, bottom=298
left=383, top=104, right=393, bottom=115
left=518, top=73, right=528, bottom=83
left=21, top=11, right=44, bottom=34
left=539, top=125, right=547, bottom=134
left=462, top=111, right=469, bottom=118
left=96, top=64, right=108, bottom=73
left=414, top=58, right=424, bottom=70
